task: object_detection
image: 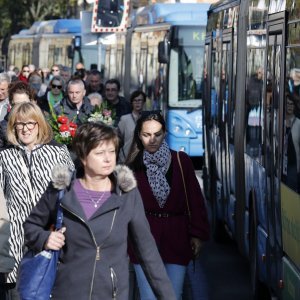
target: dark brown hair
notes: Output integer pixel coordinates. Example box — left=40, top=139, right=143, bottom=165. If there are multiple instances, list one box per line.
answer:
left=126, top=111, right=165, bottom=170
left=72, top=122, right=119, bottom=160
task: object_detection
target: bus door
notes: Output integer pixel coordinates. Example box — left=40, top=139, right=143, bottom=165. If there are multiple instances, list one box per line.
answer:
left=220, top=29, right=234, bottom=233
left=264, top=12, right=285, bottom=294
left=203, top=35, right=212, bottom=200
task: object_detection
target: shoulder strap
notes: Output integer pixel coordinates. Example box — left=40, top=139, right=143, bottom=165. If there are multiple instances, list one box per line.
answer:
left=55, top=190, right=65, bottom=230
left=177, top=152, right=191, bottom=220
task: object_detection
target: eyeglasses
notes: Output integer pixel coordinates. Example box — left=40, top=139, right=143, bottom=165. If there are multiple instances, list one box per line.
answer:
left=52, top=84, right=62, bottom=89
left=14, top=121, right=38, bottom=131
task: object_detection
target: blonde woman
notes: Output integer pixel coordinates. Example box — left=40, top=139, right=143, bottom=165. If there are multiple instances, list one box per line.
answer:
left=0, top=102, right=74, bottom=299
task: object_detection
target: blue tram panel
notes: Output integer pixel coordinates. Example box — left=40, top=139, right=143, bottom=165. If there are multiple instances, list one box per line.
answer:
left=166, top=109, right=203, bottom=157
left=152, top=3, right=209, bottom=157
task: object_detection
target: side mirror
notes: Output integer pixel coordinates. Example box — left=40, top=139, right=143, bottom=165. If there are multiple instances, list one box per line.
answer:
left=73, top=36, right=81, bottom=50
left=67, top=45, right=74, bottom=59
left=158, top=40, right=169, bottom=64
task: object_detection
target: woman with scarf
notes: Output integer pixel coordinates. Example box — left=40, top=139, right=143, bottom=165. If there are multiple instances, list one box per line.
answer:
left=126, top=111, right=210, bottom=300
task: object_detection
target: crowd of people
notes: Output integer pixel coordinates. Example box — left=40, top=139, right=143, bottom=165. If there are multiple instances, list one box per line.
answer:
left=0, top=62, right=210, bottom=300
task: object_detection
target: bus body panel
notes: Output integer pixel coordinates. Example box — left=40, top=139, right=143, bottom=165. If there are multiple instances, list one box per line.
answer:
left=203, top=0, right=300, bottom=297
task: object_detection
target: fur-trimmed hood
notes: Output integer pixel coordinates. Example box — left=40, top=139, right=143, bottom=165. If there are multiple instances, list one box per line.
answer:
left=51, top=164, right=137, bottom=192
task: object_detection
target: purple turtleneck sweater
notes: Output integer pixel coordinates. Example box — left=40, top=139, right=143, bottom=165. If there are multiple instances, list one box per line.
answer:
left=73, top=179, right=111, bottom=219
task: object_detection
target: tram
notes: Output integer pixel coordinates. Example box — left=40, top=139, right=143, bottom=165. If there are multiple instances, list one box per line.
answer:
left=203, top=0, right=300, bottom=299
left=89, top=1, right=210, bottom=157
left=8, top=19, right=81, bottom=69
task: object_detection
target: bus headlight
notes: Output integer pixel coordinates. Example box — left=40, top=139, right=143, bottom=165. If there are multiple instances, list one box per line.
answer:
left=170, top=117, right=197, bottom=138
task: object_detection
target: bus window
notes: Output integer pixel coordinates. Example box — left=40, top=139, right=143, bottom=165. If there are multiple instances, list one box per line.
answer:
left=245, top=55, right=264, bottom=158
left=168, top=26, right=205, bottom=108
left=283, top=46, right=300, bottom=193
left=210, top=48, right=219, bottom=127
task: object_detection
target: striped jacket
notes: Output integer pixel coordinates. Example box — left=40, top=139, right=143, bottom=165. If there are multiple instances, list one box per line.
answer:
left=0, top=141, right=74, bottom=283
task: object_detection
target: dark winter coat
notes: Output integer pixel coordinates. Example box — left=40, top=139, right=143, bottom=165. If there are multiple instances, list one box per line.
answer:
left=24, top=165, right=176, bottom=300
left=54, top=96, right=94, bottom=125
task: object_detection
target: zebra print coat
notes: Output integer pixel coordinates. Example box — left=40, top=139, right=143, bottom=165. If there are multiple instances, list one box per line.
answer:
left=0, top=141, right=74, bottom=283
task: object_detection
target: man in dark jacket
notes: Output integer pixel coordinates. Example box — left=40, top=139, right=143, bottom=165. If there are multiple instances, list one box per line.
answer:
left=54, top=78, right=94, bottom=124
left=103, top=78, right=131, bottom=126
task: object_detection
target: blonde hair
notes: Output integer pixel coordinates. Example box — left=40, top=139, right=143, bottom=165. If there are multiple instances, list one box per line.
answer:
left=7, top=102, right=53, bottom=146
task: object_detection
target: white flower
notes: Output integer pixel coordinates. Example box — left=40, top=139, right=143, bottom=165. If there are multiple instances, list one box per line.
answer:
left=60, top=131, right=71, bottom=138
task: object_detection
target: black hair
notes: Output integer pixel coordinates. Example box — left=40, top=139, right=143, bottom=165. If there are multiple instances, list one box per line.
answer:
left=105, top=78, right=120, bottom=91
left=130, top=90, right=146, bottom=103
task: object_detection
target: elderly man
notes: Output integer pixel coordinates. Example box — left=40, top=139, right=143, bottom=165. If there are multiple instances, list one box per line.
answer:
left=0, top=73, right=10, bottom=122
left=103, top=78, right=131, bottom=126
left=54, top=78, right=94, bottom=124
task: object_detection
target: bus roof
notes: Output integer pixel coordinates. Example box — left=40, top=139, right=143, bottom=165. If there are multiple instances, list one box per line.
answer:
left=133, top=3, right=210, bottom=27
left=16, top=19, right=81, bottom=36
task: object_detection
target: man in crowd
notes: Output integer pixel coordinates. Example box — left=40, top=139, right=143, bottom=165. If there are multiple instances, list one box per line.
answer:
left=86, top=70, right=104, bottom=96
left=74, top=62, right=87, bottom=81
left=60, top=66, right=72, bottom=86
left=54, top=78, right=94, bottom=124
left=103, top=78, right=131, bottom=126
left=0, top=73, right=10, bottom=122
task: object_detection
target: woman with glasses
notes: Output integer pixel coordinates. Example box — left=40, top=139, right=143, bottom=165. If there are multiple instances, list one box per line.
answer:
left=37, top=76, right=65, bottom=115
left=118, top=90, right=146, bottom=163
left=0, top=81, right=35, bottom=150
left=0, top=102, right=74, bottom=299
left=126, top=112, right=210, bottom=300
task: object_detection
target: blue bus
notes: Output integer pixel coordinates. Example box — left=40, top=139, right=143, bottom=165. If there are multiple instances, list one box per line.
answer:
left=90, top=2, right=210, bottom=157
left=203, top=0, right=300, bottom=299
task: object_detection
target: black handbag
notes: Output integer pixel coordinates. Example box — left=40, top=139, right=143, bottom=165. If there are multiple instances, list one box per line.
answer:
left=18, top=189, right=64, bottom=300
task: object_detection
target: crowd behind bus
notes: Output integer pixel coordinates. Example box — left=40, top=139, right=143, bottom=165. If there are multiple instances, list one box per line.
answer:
left=0, top=61, right=210, bottom=300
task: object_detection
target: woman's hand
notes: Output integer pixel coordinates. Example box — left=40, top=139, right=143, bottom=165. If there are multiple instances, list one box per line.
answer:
left=44, top=227, right=66, bottom=250
left=190, top=237, right=202, bottom=258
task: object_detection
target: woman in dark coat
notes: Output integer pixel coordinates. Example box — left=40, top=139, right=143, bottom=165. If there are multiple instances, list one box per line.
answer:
left=126, top=111, right=210, bottom=299
left=24, top=122, right=176, bottom=300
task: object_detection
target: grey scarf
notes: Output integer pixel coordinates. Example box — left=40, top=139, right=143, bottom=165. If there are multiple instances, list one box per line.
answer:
left=143, top=140, right=171, bottom=208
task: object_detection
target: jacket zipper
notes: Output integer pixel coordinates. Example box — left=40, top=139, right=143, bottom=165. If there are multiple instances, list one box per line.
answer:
left=110, top=267, right=117, bottom=299
left=61, top=205, right=117, bottom=299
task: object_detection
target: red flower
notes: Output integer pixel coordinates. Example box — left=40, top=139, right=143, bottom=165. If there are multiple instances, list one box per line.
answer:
left=69, top=122, right=77, bottom=129
left=59, top=124, right=69, bottom=132
left=57, top=115, right=68, bottom=124
left=69, top=128, right=76, bottom=137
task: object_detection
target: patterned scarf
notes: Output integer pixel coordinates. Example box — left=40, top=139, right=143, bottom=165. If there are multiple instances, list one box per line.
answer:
left=143, top=140, right=171, bottom=208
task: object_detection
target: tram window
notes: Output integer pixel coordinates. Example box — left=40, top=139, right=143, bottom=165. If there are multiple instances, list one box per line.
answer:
left=248, top=0, right=267, bottom=30
left=288, top=0, right=300, bottom=21
left=284, top=47, right=300, bottom=193
left=210, top=50, right=219, bottom=127
left=245, top=47, right=265, bottom=159
left=288, top=23, right=300, bottom=45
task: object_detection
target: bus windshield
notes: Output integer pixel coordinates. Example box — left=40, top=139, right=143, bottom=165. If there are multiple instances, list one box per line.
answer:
left=168, top=26, right=206, bottom=108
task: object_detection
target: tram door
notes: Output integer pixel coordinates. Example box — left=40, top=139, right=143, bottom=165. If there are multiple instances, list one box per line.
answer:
left=264, top=13, right=285, bottom=295
left=220, top=30, right=234, bottom=233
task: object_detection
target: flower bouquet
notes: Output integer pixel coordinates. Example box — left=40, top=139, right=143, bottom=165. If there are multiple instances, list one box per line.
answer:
left=88, top=103, right=115, bottom=126
left=48, top=114, right=77, bottom=145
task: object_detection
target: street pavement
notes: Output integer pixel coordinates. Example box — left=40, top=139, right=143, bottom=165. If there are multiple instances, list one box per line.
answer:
left=193, top=170, right=252, bottom=300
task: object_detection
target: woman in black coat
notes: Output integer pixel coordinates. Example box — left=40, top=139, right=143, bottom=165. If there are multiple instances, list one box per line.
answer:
left=24, top=122, right=176, bottom=300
